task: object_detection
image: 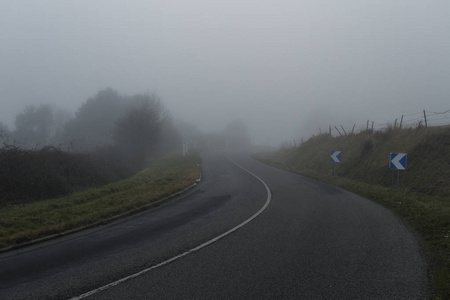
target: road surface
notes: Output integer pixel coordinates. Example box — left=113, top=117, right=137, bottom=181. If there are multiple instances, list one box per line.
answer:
left=0, top=150, right=429, bottom=299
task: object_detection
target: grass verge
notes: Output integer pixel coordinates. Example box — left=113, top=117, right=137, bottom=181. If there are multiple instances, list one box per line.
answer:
left=256, top=154, right=450, bottom=300
left=0, top=153, right=201, bottom=251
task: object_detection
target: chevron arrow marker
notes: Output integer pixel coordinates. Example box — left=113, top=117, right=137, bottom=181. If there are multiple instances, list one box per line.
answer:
left=390, top=153, right=407, bottom=170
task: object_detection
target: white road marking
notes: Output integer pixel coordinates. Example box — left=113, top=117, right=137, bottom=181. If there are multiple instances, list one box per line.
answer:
left=69, top=158, right=272, bottom=300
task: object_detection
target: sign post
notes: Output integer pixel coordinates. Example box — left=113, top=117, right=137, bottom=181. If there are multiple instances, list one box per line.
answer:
left=330, top=151, right=341, bottom=176
left=390, top=153, right=407, bottom=188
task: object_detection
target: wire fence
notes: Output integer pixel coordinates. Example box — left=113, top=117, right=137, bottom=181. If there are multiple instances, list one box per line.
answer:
left=281, top=109, right=450, bottom=148
left=323, top=109, right=450, bottom=137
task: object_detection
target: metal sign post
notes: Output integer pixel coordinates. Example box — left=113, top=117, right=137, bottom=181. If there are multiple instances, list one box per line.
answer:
left=390, top=153, right=407, bottom=188
left=330, top=151, right=341, bottom=176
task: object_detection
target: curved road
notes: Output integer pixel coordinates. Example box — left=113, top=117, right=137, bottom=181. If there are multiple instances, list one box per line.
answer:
left=0, top=151, right=429, bottom=299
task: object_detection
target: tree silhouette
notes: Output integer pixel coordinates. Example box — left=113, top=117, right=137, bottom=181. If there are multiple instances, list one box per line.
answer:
left=14, top=104, right=53, bottom=148
left=113, top=95, right=163, bottom=167
left=63, top=88, right=124, bottom=151
left=0, top=122, right=11, bottom=147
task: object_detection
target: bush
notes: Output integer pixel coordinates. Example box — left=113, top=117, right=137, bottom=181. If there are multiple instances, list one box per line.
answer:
left=0, top=146, right=134, bottom=205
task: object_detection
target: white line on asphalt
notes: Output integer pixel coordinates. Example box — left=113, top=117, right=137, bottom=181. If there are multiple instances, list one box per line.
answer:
left=69, top=158, right=272, bottom=300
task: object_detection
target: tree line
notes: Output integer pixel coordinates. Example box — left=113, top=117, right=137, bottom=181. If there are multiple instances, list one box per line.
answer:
left=1, top=88, right=181, bottom=166
left=0, top=88, right=183, bottom=204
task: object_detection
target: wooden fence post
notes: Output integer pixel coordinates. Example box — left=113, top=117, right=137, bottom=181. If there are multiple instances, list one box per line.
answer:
left=423, top=110, right=428, bottom=127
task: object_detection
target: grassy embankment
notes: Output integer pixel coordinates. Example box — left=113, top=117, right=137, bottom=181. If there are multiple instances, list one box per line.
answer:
left=256, top=126, right=450, bottom=299
left=0, top=153, right=200, bottom=251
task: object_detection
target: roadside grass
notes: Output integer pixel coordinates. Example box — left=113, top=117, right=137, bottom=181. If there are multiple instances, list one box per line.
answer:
left=255, top=126, right=450, bottom=299
left=0, top=153, right=200, bottom=250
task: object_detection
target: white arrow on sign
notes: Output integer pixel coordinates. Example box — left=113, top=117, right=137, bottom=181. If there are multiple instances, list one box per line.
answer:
left=390, top=153, right=407, bottom=170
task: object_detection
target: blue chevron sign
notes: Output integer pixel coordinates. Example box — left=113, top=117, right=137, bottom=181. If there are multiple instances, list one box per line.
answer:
left=390, top=153, right=407, bottom=170
left=330, top=151, right=341, bottom=163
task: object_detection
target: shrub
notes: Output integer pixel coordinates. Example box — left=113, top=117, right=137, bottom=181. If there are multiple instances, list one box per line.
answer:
left=0, top=146, right=134, bottom=205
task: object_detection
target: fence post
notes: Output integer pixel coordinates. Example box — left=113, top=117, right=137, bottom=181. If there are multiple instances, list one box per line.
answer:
left=423, top=110, right=428, bottom=127
left=335, top=126, right=343, bottom=136
left=341, top=125, right=347, bottom=136
left=399, top=115, right=404, bottom=129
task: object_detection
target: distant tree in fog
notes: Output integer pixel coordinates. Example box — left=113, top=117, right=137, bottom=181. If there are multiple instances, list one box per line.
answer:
left=0, top=121, right=9, bottom=135
left=0, top=121, right=11, bottom=147
left=13, top=104, right=53, bottom=148
left=113, top=94, right=163, bottom=166
left=63, top=89, right=181, bottom=158
left=63, top=88, right=124, bottom=150
left=49, top=108, right=72, bottom=145
left=10, top=104, right=72, bottom=149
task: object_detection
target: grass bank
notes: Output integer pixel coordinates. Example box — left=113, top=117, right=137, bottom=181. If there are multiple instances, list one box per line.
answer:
left=256, top=126, right=450, bottom=299
left=0, top=153, right=200, bottom=250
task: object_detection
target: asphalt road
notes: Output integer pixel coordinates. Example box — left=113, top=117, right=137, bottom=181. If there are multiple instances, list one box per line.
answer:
left=0, top=150, right=429, bottom=299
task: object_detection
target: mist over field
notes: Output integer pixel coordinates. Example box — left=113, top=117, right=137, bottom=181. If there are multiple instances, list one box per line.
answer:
left=1, top=0, right=450, bottom=146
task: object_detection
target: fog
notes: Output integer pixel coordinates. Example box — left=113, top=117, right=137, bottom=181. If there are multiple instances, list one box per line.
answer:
left=1, top=0, right=449, bottom=146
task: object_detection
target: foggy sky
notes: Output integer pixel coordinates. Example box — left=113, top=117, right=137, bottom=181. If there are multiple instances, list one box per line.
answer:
left=1, top=0, right=449, bottom=145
